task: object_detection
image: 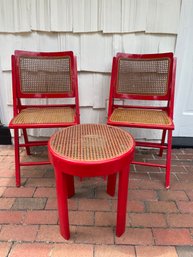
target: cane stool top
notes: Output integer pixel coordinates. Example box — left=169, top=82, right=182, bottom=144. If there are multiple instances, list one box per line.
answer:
left=49, top=124, right=134, bottom=162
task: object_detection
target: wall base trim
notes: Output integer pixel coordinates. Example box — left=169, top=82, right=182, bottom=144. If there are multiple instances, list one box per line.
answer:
left=0, top=126, right=12, bottom=145
left=172, top=137, right=193, bottom=148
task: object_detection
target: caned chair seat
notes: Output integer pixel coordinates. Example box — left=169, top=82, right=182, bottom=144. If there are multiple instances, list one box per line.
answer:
left=10, top=107, right=76, bottom=126
left=109, top=108, right=172, bottom=127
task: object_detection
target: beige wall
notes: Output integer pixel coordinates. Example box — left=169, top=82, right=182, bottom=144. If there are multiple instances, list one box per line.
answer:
left=0, top=0, right=181, bottom=139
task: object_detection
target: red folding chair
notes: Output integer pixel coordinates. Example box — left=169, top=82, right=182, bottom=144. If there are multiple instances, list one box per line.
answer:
left=107, top=52, right=176, bottom=189
left=9, top=50, right=80, bottom=187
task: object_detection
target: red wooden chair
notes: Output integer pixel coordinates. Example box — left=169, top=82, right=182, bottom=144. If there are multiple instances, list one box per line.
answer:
left=9, top=50, right=80, bottom=187
left=107, top=52, right=176, bottom=189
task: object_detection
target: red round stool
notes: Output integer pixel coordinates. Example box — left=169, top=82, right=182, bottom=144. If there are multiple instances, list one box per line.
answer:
left=48, top=124, right=135, bottom=240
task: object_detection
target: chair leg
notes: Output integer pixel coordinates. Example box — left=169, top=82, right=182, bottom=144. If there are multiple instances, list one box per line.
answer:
left=23, top=129, right=31, bottom=155
left=14, top=128, right=21, bottom=187
left=165, top=130, right=173, bottom=189
left=107, top=173, right=117, bottom=196
left=116, top=166, right=130, bottom=237
left=159, top=130, right=166, bottom=157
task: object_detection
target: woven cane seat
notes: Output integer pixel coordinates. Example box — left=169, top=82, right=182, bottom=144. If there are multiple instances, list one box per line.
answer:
left=49, top=124, right=134, bottom=162
left=109, top=108, right=172, bottom=126
left=10, top=107, right=75, bottom=126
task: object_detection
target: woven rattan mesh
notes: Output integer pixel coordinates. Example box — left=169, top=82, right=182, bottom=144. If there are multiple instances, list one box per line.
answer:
left=19, top=56, right=72, bottom=94
left=11, top=107, right=75, bottom=124
left=117, top=58, right=170, bottom=96
left=50, top=124, right=134, bottom=161
left=110, top=108, right=172, bottom=125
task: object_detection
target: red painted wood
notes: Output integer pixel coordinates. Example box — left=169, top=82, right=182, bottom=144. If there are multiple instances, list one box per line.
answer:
left=48, top=124, right=135, bottom=240
left=107, top=52, right=176, bottom=189
left=9, top=50, right=80, bottom=187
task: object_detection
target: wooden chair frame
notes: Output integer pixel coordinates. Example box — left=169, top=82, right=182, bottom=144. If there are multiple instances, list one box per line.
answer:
left=9, top=50, right=80, bottom=187
left=107, top=52, right=176, bottom=189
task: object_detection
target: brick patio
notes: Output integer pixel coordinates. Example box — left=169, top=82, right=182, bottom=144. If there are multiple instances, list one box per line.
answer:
left=0, top=145, right=193, bottom=257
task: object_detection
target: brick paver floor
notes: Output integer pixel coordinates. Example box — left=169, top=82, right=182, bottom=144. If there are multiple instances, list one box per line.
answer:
left=0, top=145, right=193, bottom=257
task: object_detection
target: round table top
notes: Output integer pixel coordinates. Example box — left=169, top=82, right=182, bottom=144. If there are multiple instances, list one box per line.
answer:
left=49, top=124, right=135, bottom=163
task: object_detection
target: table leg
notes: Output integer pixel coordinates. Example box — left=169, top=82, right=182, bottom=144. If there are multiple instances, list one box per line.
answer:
left=66, top=174, right=75, bottom=198
left=107, top=173, right=117, bottom=196
left=116, top=165, right=130, bottom=237
left=55, top=168, right=70, bottom=240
